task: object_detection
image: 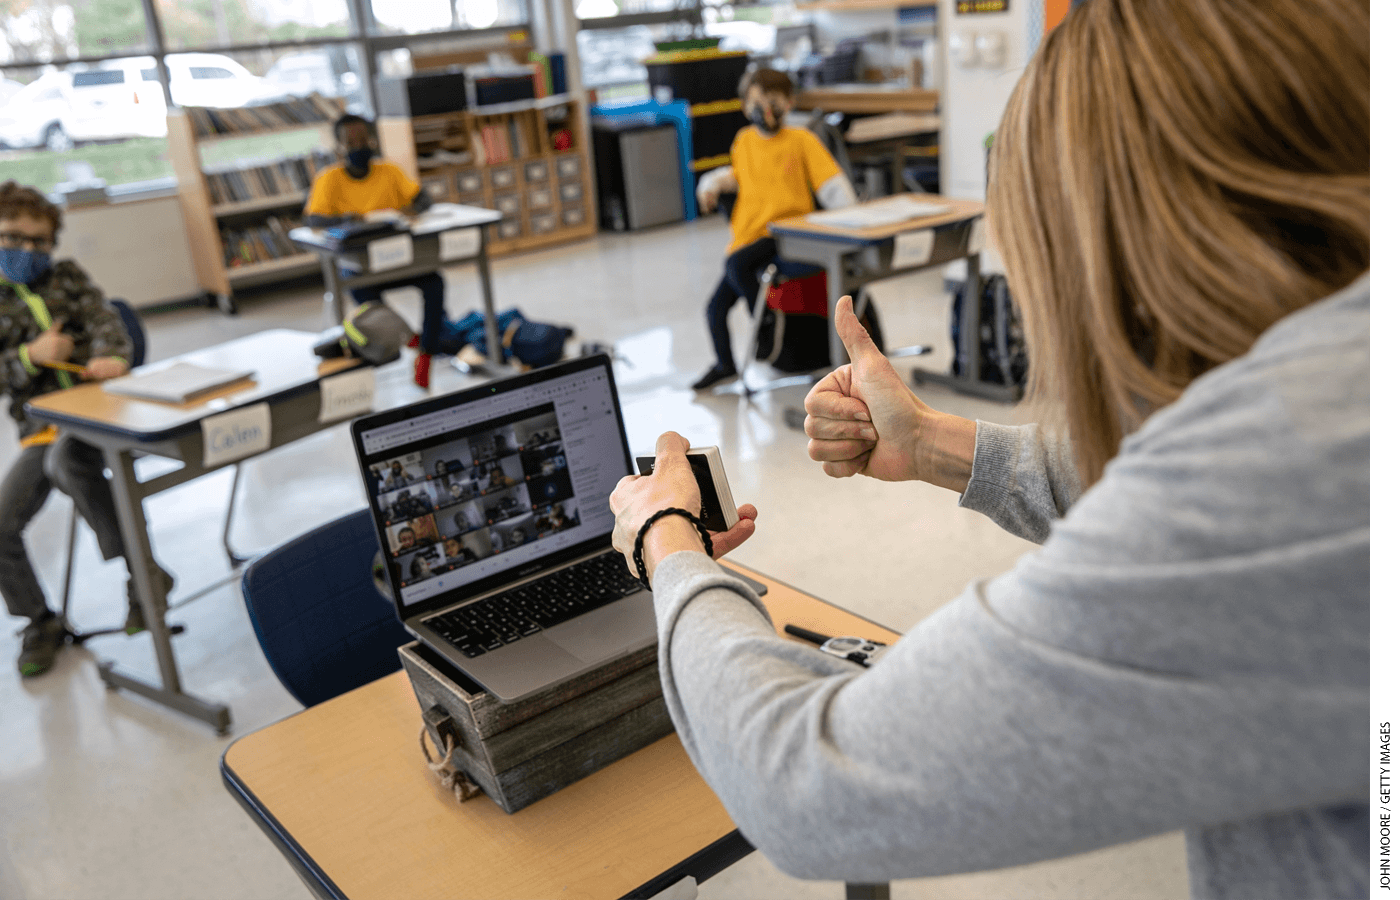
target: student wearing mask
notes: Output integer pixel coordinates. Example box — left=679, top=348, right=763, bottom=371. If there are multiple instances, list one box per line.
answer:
left=610, top=0, right=1369, bottom=894
left=690, top=68, right=857, bottom=391
left=0, top=181, right=176, bottom=676
left=304, top=113, right=445, bottom=388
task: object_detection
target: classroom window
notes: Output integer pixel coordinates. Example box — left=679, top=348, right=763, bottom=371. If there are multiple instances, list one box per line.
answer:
left=158, top=0, right=352, bottom=51
left=0, top=0, right=151, bottom=66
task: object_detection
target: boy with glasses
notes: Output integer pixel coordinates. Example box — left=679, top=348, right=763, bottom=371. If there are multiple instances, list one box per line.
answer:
left=0, top=180, right=172, bottom=677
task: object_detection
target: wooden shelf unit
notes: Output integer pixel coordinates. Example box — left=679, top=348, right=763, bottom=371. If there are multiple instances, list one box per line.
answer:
left=379, top=96, right=598, bottom=257
left=168, top=110, right=338, bottom=307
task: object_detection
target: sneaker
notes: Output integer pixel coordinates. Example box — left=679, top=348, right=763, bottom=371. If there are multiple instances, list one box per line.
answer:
left=691, top=364, right=738, bottom=391
left=17, top=614, right=67, bottom=677
left=125, top=566, right=175, bottom=636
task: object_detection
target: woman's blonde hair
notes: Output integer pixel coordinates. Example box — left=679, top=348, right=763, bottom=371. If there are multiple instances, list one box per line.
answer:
left=988, top=0, right=1369, bottom=486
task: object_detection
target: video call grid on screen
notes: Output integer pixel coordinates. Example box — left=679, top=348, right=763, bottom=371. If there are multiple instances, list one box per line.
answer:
left=358, top=366, right=628, bottom=607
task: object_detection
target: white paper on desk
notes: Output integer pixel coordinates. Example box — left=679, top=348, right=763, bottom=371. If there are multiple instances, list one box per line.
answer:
left=892, top=229, right=934, bottom=270
left=202, top=403, right=271, bottom=468
left=439, top=227, right=481, bottom=261
left=968, top=217, right=987, bottom=255
left=367, top=233, right=413, bottom=273
left=807, top=197, right=950, bottom=230
left=318, top=367, right=376, bottom=424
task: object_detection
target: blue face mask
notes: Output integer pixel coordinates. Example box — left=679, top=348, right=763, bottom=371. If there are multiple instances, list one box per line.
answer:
left=0, top=248, right=52, bottom=286
left=346, top=148, right=374, bottom=171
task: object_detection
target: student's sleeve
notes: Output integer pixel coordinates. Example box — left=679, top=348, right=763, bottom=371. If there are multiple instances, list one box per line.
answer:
left=800, top=130, right=843, bottom=192
left=304, top=170, right=339, bottom=218
left=392, top=165, right=422, bottom=208
left=58, top=261, right=132, bottom=363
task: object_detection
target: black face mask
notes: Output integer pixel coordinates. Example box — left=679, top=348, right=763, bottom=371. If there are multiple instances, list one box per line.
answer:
left=346, top=148, right=374, bottom=171
left=749, top=108, right=778, bottom=135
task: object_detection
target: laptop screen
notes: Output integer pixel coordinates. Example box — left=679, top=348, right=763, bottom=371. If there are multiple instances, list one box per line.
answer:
left=354, top=356, right=630, bottom=612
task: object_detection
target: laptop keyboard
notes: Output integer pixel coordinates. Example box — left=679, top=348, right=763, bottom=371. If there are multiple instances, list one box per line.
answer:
left=422, top=552, right=644, bottom=658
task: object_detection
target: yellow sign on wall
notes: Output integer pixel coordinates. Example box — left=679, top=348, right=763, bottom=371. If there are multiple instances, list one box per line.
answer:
left=956, top=0, right=1009, bottom=12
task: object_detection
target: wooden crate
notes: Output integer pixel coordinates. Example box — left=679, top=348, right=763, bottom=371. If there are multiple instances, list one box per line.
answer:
left=399, top=641, right=674, bottom=813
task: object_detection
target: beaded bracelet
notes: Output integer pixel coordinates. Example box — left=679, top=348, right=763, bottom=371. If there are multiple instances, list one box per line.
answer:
left=633, top=507, right=714, bottom=591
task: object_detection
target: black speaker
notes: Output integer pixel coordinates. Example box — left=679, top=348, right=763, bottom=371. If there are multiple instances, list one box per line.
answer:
left=375, top=72, right=468, bottom=117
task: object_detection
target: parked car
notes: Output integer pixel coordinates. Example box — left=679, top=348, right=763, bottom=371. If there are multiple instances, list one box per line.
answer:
left=257, top=49, right=368, bottom=112
left=0, top=53, right=264, bottom=150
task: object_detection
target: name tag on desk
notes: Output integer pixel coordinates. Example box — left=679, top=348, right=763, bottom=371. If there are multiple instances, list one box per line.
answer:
left=318, top=367, right=376, bottom=423
left=202, top=403, right=272, bottom=467
left=439, top=227, right=482, bottom=261
left=367, top=234, right=413, bottom=273
left=892, top=228, right=934, bottom=269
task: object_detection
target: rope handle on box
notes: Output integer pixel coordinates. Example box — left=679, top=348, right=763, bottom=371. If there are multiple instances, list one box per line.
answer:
left=418, top=726, right=482, bottom=803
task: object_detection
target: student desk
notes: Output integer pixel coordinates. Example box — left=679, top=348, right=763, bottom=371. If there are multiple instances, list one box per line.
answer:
left=794, top=86, right=941, bottom=115
left=767, top=194, right=1022, bottom=405
left=26, top=329, right=371, bottom=734
left=289, top=204, right=506, bottom=365
left=222, top=561, right=900, bottom=900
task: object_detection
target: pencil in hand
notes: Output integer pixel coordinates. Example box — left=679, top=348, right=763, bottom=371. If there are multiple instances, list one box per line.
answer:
left=41, top=360, right=87, bottom=374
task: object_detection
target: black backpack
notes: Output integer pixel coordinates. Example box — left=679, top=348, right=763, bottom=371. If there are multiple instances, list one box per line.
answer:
left=950, top=274, right=1028, bottom=388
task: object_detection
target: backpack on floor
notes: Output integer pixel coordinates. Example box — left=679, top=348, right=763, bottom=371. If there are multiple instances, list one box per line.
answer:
left=753, top=271, right=885, bottom=373
left=442, top=309, right=575, bottom=369
left=949, top=274, right=1027, bottom=388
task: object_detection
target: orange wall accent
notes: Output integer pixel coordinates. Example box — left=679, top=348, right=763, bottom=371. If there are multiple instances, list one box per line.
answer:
left=1045, top=0, right=1071, bottom=33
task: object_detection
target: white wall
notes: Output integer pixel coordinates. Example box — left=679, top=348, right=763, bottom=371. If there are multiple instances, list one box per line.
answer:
left=938, top=1, right=1041, bottom=274
left=59, top=195, right=202, bottom=308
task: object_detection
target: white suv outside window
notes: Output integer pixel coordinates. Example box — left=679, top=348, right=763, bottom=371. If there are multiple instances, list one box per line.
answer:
left=0, top=53, right=264, bottom=150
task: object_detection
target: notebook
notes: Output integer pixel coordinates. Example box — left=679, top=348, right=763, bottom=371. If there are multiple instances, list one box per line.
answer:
left=351, top=354, right=656, bottom=703
left=103, top=362, right=254, bottom=403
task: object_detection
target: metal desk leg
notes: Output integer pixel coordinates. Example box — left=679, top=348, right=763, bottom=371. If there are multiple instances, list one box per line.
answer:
left=475, top=227, right=504, bottom=366
left=320, top=253, right=343, bottom=329
left=825, top=255, right=850, bottom=369
left=912, top=252, right=1023, bottom=403
left=100, top=446, right=232, bottom=734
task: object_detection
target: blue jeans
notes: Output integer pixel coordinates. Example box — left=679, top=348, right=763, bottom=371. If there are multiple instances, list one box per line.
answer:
left=349, top=272, right=447, bottom=354
left=705, top=238, right=777, bottom=371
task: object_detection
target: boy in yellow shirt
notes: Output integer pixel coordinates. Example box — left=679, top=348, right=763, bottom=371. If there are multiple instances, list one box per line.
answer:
left=691, top=68, right=856, bottom=390
left=305, top=114, right=442, bottom=387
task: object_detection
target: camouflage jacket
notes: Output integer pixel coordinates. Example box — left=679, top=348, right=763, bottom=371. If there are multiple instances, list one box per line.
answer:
left=0, top=260, right=133, bottom=436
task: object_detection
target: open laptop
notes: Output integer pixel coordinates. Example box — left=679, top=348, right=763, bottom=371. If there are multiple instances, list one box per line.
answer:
left=351, top=354, right=652, bottom=703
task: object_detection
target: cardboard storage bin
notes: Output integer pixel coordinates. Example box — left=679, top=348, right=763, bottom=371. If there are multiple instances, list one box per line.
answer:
left=400, top=640, right=673, bottom=813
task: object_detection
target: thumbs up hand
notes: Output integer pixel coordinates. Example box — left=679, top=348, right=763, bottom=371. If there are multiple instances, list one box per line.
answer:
left=26, top=319, right=74, bottom=367
left=802, top=296, right=930, bottom=482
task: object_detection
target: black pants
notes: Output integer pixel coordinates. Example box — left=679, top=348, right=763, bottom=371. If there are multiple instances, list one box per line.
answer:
left=705, top=238, right=778, bottom=371
left=349, top=271, right=447, bottom=354
left=0, top=434, right=125, bottom=621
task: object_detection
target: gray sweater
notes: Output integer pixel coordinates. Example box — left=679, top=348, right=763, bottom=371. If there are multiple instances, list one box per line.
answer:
left=650, top=276, right=1369, bottom=899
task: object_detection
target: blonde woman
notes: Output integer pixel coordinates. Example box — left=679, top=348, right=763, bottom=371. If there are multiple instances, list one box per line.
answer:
left=609, top=0, right=1368, bottom=895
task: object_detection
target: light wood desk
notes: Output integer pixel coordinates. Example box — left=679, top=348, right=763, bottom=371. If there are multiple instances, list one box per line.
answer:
left=767, top=194, right=1020, bottom=406
left=222, top=561, right=900, bottom=900
left=27, top=330, right=368, bottom=733
left=288, top=203, right=506, bottom=366
left=795, top=86, right=940, bottom=115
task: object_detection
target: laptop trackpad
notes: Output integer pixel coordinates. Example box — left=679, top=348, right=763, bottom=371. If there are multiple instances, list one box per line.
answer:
left=547, top=593, right=656, bottom=663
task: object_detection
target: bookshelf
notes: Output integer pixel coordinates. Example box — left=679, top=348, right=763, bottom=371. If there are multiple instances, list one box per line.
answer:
left=168, top=94, right=345, bottom=315
left=378, top=95, right=597, bottom=257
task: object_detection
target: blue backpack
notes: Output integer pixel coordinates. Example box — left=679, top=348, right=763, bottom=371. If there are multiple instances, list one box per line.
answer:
left=441, top=309, right=575, bottom=369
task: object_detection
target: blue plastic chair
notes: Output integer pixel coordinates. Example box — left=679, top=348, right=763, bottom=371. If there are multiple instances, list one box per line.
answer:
left=241, top=509, right=409, bottom=708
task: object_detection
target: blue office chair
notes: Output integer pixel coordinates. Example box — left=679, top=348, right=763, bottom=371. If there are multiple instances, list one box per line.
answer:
left=241, top=509, right=409, bottom=708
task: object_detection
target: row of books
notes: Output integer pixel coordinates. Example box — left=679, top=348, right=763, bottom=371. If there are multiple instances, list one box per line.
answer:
left=188, top=94, right=346, bottom=138
left=222, top=215, right=304, bottom=268
left=473, top=120, right=530, bottom=166
left=205, top=152, right=334, bottom=206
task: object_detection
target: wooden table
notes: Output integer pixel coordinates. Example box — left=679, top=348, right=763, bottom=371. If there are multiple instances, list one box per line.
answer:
left=222, top=561, right=900, bottom=900
left=289, top=203, right=506, bottom=365
left=767, top=194, right=1021, bottom=405
left=27, top=330, right=369, bottom=733
left=795, top=86, right=940, bottom=115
